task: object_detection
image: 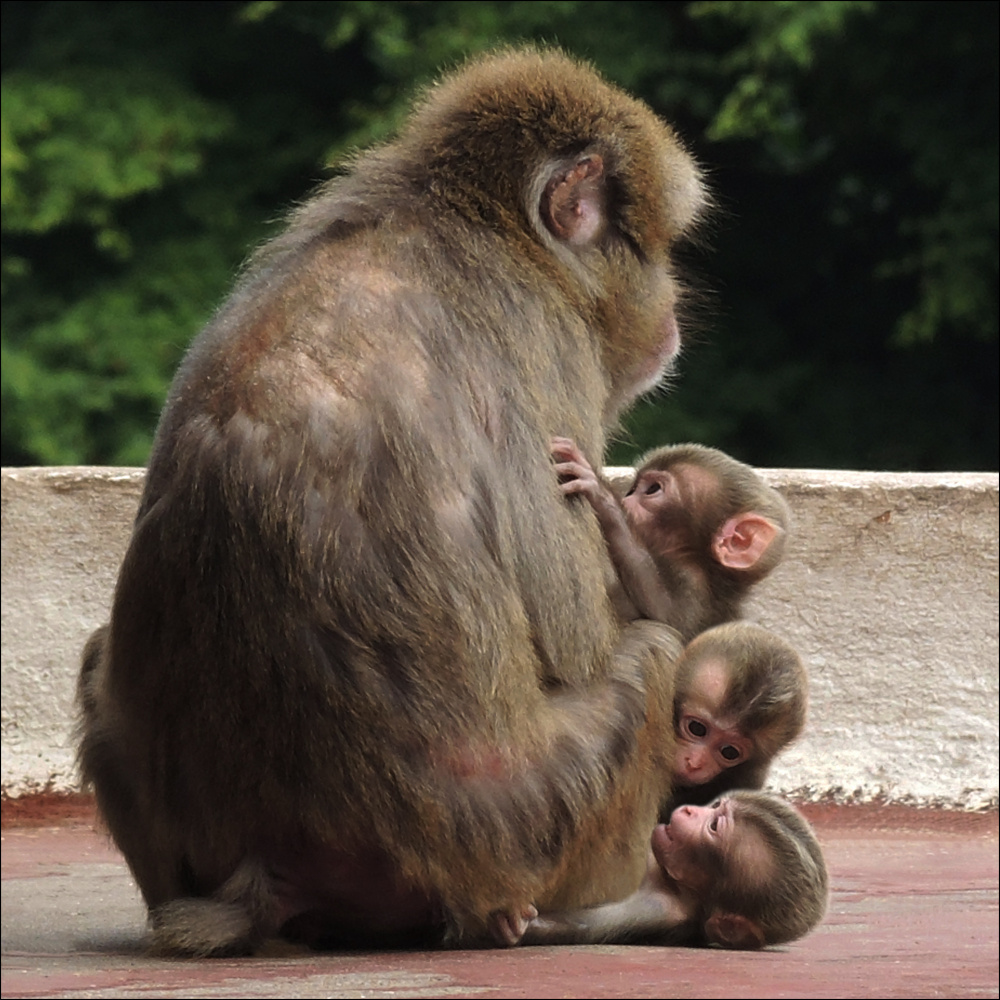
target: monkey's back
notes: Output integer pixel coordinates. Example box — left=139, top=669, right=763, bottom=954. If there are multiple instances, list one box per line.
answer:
left=78, top=48, right=695, bottom=945
left=92, top=193, right=630, bottom=912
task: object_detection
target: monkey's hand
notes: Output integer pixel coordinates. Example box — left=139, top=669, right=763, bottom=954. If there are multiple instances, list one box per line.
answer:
left=552, top=436, right=632, bottom=539
left=551, top=437, right=603, bottom=503
left=489, top=904, right=539, bottom=947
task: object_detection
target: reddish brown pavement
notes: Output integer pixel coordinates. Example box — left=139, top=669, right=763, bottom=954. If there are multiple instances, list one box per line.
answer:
left=2, top=801, right=997, bottom=1000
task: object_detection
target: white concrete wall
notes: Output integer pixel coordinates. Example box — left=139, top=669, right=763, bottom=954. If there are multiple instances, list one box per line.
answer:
left=3, top=465, right=998, bottom=809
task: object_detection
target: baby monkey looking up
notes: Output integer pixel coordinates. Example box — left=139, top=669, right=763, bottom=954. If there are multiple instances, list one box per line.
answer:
left=551, top=439, right=806, bottom=804
left=493, top=791, right=828, bottom=950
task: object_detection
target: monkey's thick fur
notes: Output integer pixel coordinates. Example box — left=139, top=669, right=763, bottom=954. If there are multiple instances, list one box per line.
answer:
left=78, top=48, right=705, bottom=955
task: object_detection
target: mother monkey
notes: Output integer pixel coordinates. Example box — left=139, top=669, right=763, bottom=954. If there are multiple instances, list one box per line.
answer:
left=78, top=48, right=706, bottom=955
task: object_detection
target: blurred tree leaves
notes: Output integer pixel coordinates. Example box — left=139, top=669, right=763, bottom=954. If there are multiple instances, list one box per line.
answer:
left=3, top=68, right=231, bottom=247
left=2, top=0, right=996, bottom=469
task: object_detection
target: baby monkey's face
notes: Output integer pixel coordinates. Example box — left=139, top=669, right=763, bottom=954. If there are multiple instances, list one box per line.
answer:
left=651, top=799, right=734, bottom=892
left=673, top=656, right=752, bottom=787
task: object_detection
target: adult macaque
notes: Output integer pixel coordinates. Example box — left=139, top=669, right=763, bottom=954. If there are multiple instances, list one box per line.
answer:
left=551, top=438, right=790, bottom=642
left=77, top=49, right=707, bottom=955
left=492, top=791, right=828, bottom=950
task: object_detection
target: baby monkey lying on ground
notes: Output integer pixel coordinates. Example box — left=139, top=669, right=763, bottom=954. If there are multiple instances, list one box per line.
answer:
left=551, top=439, right=807, bottom=805
left=493, top=790, right=828, bottom=949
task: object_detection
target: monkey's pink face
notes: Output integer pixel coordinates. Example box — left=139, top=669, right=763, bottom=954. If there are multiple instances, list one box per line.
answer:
left=621, top=468, right=680, bottom=535
left=674, top=658, right=752, bottom=787
left=650, top=799, right=735, bottom=892
left=621, top=461, right=717, bottom=557
left=652, top=800, right=773, bottom=901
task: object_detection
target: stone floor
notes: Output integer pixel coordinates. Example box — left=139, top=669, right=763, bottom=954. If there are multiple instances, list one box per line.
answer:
left=2, top=801, right=997, bottom=999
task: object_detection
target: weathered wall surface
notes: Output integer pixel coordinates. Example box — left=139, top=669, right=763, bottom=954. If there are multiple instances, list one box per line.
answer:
left=744, top=469, right=997, bottom=809
left=3, top=465, right=998, bottom=808
left=2, top=468, right=145, bottom=796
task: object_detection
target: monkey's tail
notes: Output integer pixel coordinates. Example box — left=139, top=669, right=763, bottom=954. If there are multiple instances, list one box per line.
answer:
left=150, top=898, right=257, bottom=957
left=148, top=858, right=275, bottom=957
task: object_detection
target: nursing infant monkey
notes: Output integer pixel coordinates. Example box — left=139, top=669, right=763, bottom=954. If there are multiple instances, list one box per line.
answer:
left=490, top=440, right=823, bottom=948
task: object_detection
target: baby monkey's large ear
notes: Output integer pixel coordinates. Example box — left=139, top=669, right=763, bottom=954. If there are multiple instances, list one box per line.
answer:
left=703, top=910, right=766, bottom=950
left=711, top=514, right=780, bottom=572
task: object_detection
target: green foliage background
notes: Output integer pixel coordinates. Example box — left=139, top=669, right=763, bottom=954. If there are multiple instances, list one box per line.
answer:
left=2, top=0, right=996, bottom=469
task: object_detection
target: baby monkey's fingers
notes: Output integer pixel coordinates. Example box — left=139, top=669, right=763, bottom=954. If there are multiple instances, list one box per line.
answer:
left=550, top=436, right=590, bottom=467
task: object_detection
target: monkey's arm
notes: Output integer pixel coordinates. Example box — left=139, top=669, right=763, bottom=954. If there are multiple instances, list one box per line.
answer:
left=600, top=524, right=681, bottom=625
left=551, top=437, right=679, bottom=623
left=494, top=889, right=679, bottom=946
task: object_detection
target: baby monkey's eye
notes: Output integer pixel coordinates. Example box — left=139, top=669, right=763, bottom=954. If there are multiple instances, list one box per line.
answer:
left=687, top=719, right=708, bottom=738
left=643, top=481, right=662, bottom=496
left=720, top=745, right=741, bottom=761
left=709, top=816, right=720, bottom=832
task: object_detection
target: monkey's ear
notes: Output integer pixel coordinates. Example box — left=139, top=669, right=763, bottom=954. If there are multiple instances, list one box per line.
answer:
left=711, top=514, right=779, bottom=572
left=704, top=910, right=766, bottom=950
left=540, top=155, right=607, bottom=247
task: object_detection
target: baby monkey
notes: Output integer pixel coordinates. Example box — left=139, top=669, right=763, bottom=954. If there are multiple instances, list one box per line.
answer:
left=493, top=791, right=828, bottom=949
left=551, top=438, right=791, bottom=642
left=551, top=439, right=806, bottom=804
left=667, top=620, right=806, bottom=806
